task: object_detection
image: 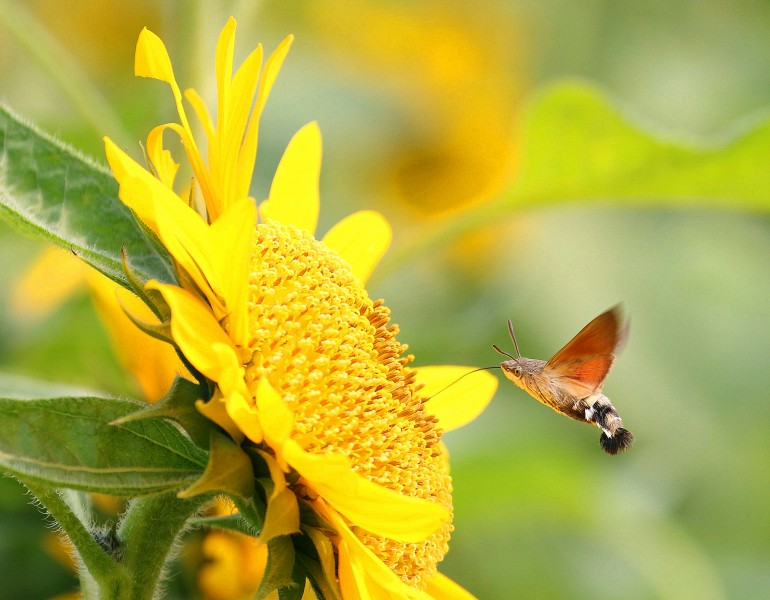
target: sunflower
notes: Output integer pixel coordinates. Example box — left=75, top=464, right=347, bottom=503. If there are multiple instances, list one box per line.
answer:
left=103, top=17, right=496, bottom=599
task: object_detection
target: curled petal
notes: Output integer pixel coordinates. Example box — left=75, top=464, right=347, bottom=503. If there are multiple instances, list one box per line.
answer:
left=146, top=125, right=180, bottom=189
left=135, top=27, right=176, bottom=84
left=417, top=366, right=498, bottom=432
left=323, top=211, right=392, bottom=284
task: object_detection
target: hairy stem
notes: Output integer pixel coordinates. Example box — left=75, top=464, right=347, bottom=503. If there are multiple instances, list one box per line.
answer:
left=117, top=491, right=208, bottom=600
left=21, top=479, right=128, bottom=598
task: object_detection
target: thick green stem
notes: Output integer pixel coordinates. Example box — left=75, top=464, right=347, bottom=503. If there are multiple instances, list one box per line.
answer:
left=117, top=491, right=208, bottom=600
left=21, top=479, right=129, bottom=597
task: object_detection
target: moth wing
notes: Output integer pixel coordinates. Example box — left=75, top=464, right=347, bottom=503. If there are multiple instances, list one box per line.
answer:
left=544, top=307, right=627, bottom=397
left=544, top=354, right=616, bottom=398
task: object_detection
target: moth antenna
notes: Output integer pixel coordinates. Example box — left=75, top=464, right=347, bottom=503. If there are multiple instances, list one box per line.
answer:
left=507, top=319, right=522, bottom=358
left=424, top=366, right=501, bottom=401
left=492, top=344, right=516, bottom=360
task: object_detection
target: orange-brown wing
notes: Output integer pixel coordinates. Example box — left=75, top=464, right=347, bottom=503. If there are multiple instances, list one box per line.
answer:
left=545, top=355, right=616, bottom=397
left=543, top=307, right=627, bottom=397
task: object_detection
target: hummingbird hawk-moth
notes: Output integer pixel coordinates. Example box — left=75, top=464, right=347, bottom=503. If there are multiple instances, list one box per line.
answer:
left=494, top=306, right=633, bottom=454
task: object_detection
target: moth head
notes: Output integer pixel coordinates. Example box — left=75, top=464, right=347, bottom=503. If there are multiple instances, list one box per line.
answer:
left=493, top=318, right=526, bottom=383
left=499, top=358, right=524, bottom=380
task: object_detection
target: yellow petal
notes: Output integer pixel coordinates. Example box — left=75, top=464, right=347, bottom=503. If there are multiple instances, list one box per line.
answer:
left=222, top=392, right=261, bottom=443
left=215, top=17, right=237, bottom=136
left=262, top=122, right=321, bottom=234
left=89, top=271, right=183, bottom=402
left=256, top=449, right=300, bottom=543
left=283, top=440, right=449, bottom=543
left=254, top=35, right=294, bottom=122
left=209, top=198, right=256, bottom=348
left=196, top=393, right=243, bottom=442
left=104, top=137, right=162, bottom=232
left=135, top=27, right=175, bottom=83
left=134, top=27, right=211, bottom=217
left=317, top=502, right=434, bottom=600
left=304, top=526, right=343, bottom=600
left=221, top=44, right=264, bottom=208
left=254, top=378, right=295, bottom=454
left=146, top=125, right=180, bottom=189
left=229, top=43, right=264, bottom=202
left=239, top=35, right=293, bottom=199
left=147, top=282, right=244, bottom=395
left=417, top=366, right=497, bottom=432
left=150, top=186, right=228, bottom=317
left=322, top=211, right=391, bottom=284
left=183, top=88, right=215, bottom=144
left=424, top=572, right=477, bottom=600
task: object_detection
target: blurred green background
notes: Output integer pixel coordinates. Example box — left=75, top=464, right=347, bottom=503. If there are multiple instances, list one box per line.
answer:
left=1, top=1, right=769, bottom=599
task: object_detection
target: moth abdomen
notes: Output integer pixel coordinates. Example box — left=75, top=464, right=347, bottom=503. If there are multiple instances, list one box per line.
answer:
left=585, top=394, right=633, bottom=454
left=600, top=428, right=634, bottom=455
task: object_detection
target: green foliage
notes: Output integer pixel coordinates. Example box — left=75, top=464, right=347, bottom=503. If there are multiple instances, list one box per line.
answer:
left=509, top=81, right=770, bottom=210
left=381, top=81, right=770, bottom=276
left=0, top=387, right=206, bottom=496
left=256, top=535, right=299, bottom=600
left=0, top=104, right=176, bottom=289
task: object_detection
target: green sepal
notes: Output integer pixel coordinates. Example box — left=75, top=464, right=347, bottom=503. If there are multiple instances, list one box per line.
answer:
left=189, top=514, right=256, bottom=536
left=120, top=303, right=175, bottom=345
left=280, top=565, right=309, bottom=600
left=233, top=495, right=267, bottom=536
left=178, top=431, right=256, bottom=499
left=255, top=535, right=298, bottom=600
left=110, top=376, right=213, bottom=448
left=0, top=103, right=177, bottom=290
left=121, top=247, right=172, bottom=323
left=0, top=393, right=207, bottom=495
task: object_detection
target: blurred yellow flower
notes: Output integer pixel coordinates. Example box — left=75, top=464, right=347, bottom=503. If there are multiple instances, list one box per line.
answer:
left=303, top=0, right=524, bottom=216
left=103, top=17, right=497, bottom=598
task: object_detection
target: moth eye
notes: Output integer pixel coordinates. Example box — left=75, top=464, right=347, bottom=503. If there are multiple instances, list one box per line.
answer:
left=513, top=366, right=523, bottom=378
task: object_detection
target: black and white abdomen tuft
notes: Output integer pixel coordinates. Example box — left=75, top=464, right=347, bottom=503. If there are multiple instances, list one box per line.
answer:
left=584, top=393, right=633, bottom=455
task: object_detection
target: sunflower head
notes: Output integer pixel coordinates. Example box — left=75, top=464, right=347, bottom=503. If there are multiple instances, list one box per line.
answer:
left=105, top=17, right=497, bottom=599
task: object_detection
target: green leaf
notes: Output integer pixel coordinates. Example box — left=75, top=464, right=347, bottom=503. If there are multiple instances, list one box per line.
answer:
left=255, top=535, right=298, bottom=600
left=0, top=103, right=176, bottom=289
left=0, top=393, right=207, bottom=495
left=378, top=80, right=770, bottom=276
left=508, top=81, right=770, bottom=210
left=111, top=376, right=213, bottom=448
